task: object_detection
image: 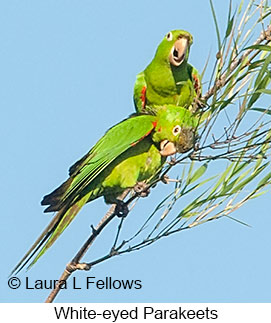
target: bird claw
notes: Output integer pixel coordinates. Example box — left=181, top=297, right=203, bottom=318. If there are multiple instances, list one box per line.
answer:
left=192, top=97, right=206, bottom=112
left=114, top=200, right=129, bottom=218
left=161, top=174, right=170, bottom=184
left=161, top=174, right=181, bottom=184
left=134, top=181, right=150, bottom=197
left=167, top=157, right=177, bottom=165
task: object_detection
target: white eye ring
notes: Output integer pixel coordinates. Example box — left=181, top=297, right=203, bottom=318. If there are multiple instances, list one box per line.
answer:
left=172, top=125, right=181, bottom=136
left=166, top=32, right=173, bottom=41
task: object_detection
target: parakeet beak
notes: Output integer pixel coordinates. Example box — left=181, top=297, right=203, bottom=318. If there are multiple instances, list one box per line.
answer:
left=169, top=37, right=189, bottom=66
left=159, top=140, right=177, bottom=156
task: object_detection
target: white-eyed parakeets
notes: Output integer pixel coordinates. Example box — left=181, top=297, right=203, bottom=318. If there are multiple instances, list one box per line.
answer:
left=11, top=105, right=197, bottom=274
left=134, top=30, right=201, bottom=113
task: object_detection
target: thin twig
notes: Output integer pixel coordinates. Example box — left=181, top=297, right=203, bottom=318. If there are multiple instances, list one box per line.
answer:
left=45, top=190, right=130, bottom=303
left=201, top=24, right=271, bottom=102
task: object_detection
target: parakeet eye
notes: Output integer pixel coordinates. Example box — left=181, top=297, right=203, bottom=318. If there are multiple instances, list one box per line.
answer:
left=166, top=32, right=173, bottom=41
left=172, top=125, right=181, bottom=136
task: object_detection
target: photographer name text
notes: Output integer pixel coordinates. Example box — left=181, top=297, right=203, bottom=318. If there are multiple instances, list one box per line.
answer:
left=9, top=276, right=142, bottom=291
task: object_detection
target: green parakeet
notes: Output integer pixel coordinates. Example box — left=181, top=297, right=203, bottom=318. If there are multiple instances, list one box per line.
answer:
left=134, top=30, right=201, bottom=113
left=11, top=105, right=197, bottom=274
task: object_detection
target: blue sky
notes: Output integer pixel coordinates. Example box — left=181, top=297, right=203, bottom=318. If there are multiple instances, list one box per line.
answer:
left=1, top=0, right=271, bottom=303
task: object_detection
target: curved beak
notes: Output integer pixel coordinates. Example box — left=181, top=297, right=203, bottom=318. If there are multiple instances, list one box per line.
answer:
left=160, top=140, right=177, bottom=156
left=169, top=37, right=189, bottom=66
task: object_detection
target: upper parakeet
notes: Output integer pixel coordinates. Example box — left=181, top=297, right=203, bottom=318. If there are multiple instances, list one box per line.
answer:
left=11, top=105, right=197, bottom=274
left=134, top=30, right=201, bottom=113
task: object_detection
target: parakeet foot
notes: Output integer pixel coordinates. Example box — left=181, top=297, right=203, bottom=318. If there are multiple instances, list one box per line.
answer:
left=134, top=181, right=150, bottom=197
left=114, top=200, right=129, bottom=218
left=193, top=97, right=206, bottom=109
left=161, top=174, right=181, bottom=184
left=161, top=174, right=170, bottom=184
left=168, top=157, right=177, bottom=165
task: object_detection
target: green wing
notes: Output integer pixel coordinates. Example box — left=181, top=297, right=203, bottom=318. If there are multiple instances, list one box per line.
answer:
left=42, top=114, right=157, bottom=212
left=133, top=71, right=147, bottom=113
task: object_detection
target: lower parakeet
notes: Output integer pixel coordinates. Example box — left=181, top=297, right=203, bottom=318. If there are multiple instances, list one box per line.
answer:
left=11, top=105, right=197, bottom=274
left=134, top=30, right=201, bottom=113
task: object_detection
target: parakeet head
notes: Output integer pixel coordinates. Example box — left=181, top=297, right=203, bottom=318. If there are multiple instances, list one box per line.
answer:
left=154, top=30, right=193, bottom=67
left=152, top=105, right=197, bottom=156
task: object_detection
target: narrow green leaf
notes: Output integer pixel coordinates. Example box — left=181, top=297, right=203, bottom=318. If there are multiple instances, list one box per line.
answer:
left=231, top=164, right=269, bottom=193
left=233, top=167, right=254, bottom=186
left=229, top=177, right=254, bottom=194
left=187, top=163, right=208, bottom=185
left=255, top=89, right=271, bottom=95
left=225, top=16, right=234, bottom=38
left=227, top=169, right=257, bottom=194
left=251, top=163, right=269, bottom=177
left=178, top=189, right=211, bottom=217
left=179, top=175, right=217, bottom=198
left=248, top=59, right=265, bottom=71
left=219, top=92, right=239, bottom=111
left=246, top=129, right=260, bottom=148
left=225, top=215, right=251, bottom=227
left=232, top=162, right=249, bottom=177
left=182, top=212, right=198, bottom=219
left=250, top=190, right=269, bottom=199
left=261, top=131, right=271, bottom=154
left=248, top=74, right=270, bottom=109
left=209, top=0, right=221, bottom=50
left=208, top=163, right=234, bottom=197
left=254, top=53, right=271, bottom=88
left=252, top=108, right=271, bottom=115
left=244, top=45, right=271, bottom=51
left=187, top=161, right=195, bottom=181
left=237, top=0, right=244, bottom=14
left=253, top=155, right=263, bottom=172
left=258, top=10, right=271, bottom=22
left=219, top=178, right=240, bottom=196
left=256, top=172, right=271, bottom=190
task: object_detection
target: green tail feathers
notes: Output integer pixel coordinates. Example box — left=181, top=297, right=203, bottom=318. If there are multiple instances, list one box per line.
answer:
left=11, top=194, right=89, bottom=275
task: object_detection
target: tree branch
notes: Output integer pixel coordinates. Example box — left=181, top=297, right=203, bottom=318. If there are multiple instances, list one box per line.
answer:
left=45, top=190, right=130, bottom=303
left=201, top=24, right=271, bottom=102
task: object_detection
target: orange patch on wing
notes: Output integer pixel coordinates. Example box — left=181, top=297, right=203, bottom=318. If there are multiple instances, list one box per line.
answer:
left=192, top=74, right=201, bottom=95
left=140, top=86, right=147, bottom=109
left=130, top=121, right=157, bottom=147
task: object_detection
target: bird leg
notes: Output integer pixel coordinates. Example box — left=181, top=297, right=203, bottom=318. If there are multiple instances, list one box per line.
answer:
left=192, top=96, right=206, bottom=111
left=133, top=181, right=150, bottom=197
left=167, top=157, right=177, bottom=165
left=104, top=192, right=130, bottom=218
left=161, top=174, right=170, bottom=184
left=161, top=174, right=181, bottom=184
left=114, top=200, right=129, bottom=217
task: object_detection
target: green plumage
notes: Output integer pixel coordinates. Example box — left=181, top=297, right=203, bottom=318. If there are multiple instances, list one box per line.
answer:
left=11, top=105, right=197, bottom=274
left=134, top=30, right=201, bottom=113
